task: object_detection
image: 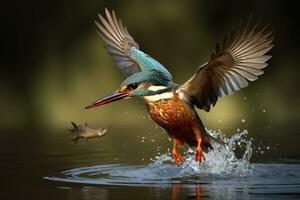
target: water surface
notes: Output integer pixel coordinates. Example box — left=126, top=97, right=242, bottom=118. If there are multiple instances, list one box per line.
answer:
left=1, top=128, right=300, bottom=199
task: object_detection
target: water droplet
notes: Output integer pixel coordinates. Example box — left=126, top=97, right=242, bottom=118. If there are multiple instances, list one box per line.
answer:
left=262, top=109, right=266, bottom=113
left=149, top=129, right=253, bottom=175
left=187, top=148, right=194, bottom=153
left=241, top=118, right=246, bottom=123
left=266, top=146, right=270, bottom=150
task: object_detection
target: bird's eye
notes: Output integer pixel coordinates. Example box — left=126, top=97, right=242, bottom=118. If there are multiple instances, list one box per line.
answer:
left=127, top=83, right=138, bottom=90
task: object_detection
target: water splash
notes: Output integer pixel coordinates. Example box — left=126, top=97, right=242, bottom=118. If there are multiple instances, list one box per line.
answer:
left=151, top=129, right=252, bottom=177
left=45, top=129, right=253, bottom=185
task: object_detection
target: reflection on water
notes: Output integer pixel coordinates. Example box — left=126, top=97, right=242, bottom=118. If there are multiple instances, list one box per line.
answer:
left=44, top=130, right=300, bottom=199
left=45, top=164, right=300, bottom=199
left=172, top=184, right=204, bottom=200
left=1, top=127, right=300, bottom=200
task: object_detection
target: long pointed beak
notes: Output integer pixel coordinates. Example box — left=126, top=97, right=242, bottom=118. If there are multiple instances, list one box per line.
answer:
left=85, top=91, right=129, bottom=109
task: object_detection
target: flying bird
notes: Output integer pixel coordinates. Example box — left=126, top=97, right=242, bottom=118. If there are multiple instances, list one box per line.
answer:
left=85, top=9, right=273, bottom=165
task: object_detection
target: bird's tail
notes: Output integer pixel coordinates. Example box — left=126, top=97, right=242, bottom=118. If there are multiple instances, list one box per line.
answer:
left=202, top=131, right=225, bottom=152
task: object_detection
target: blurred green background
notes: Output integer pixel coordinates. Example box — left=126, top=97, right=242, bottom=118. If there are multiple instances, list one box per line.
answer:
left=1, top=0, right=300, bottom=159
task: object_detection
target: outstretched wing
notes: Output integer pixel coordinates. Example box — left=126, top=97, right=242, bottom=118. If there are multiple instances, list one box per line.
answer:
left=179, top=17, right=273, bottom=111
left=96, top=9, right=172, bottom=79
left=95, top=9, right=139, bottom=77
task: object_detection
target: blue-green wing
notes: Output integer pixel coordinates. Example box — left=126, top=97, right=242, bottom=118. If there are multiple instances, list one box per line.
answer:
left=128, top=48, right=172, bottom=79
left=96, top=9, right=172, bottom=79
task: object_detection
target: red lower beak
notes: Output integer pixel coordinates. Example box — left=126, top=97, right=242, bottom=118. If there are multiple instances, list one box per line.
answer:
left=85, top=91, right=129, bottom=109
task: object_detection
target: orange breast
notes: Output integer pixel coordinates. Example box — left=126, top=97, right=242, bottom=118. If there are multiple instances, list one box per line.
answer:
left=146, top=95, right=199, bottom=146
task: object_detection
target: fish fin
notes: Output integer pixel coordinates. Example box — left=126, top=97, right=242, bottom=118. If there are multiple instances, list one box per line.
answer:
left=71, top=122, right=78, bottom=129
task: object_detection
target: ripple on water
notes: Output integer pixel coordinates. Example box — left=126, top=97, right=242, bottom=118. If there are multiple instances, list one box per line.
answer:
left=44, top=130, right=300, bottom=190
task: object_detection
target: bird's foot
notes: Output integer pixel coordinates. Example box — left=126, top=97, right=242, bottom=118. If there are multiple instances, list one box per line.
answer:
left=195, top=146, right=205, bottom=163
left=172, top=149, right=185, bottom=166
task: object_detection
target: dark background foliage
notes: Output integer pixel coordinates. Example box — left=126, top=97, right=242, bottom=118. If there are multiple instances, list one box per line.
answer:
left=1, top=0, right=299, bottom=159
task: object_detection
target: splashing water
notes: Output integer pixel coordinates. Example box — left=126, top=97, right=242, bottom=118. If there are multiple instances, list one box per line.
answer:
left=45, top=129, right=253, bottom=185
left=151, top=129, right=252, bottom=176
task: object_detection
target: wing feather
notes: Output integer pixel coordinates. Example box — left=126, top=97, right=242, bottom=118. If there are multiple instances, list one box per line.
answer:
left=179, top=17, right=273, bottom=111
left=95, top=9, right=140, bottom=77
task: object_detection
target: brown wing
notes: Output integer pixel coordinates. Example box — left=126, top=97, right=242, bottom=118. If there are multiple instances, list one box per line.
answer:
left=179, top=17, right=273, bottom=111
left=95, top=9, right=140, bottom=77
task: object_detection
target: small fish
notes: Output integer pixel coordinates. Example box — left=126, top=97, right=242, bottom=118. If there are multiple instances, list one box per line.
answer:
left=69, top=122, right=111, bottom=143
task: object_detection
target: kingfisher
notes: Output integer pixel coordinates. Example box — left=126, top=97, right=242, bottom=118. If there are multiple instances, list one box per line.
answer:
left=85, top=9, right=273, bottom=165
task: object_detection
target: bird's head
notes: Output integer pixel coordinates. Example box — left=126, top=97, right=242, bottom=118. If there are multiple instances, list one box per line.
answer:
left=85, top=70, right=174, bottom=109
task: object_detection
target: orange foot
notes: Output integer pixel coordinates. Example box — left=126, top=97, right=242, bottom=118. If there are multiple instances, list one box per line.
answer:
left=172, top=149, right=185, bottom=166
left=195, top=146, right=206, bottom=163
